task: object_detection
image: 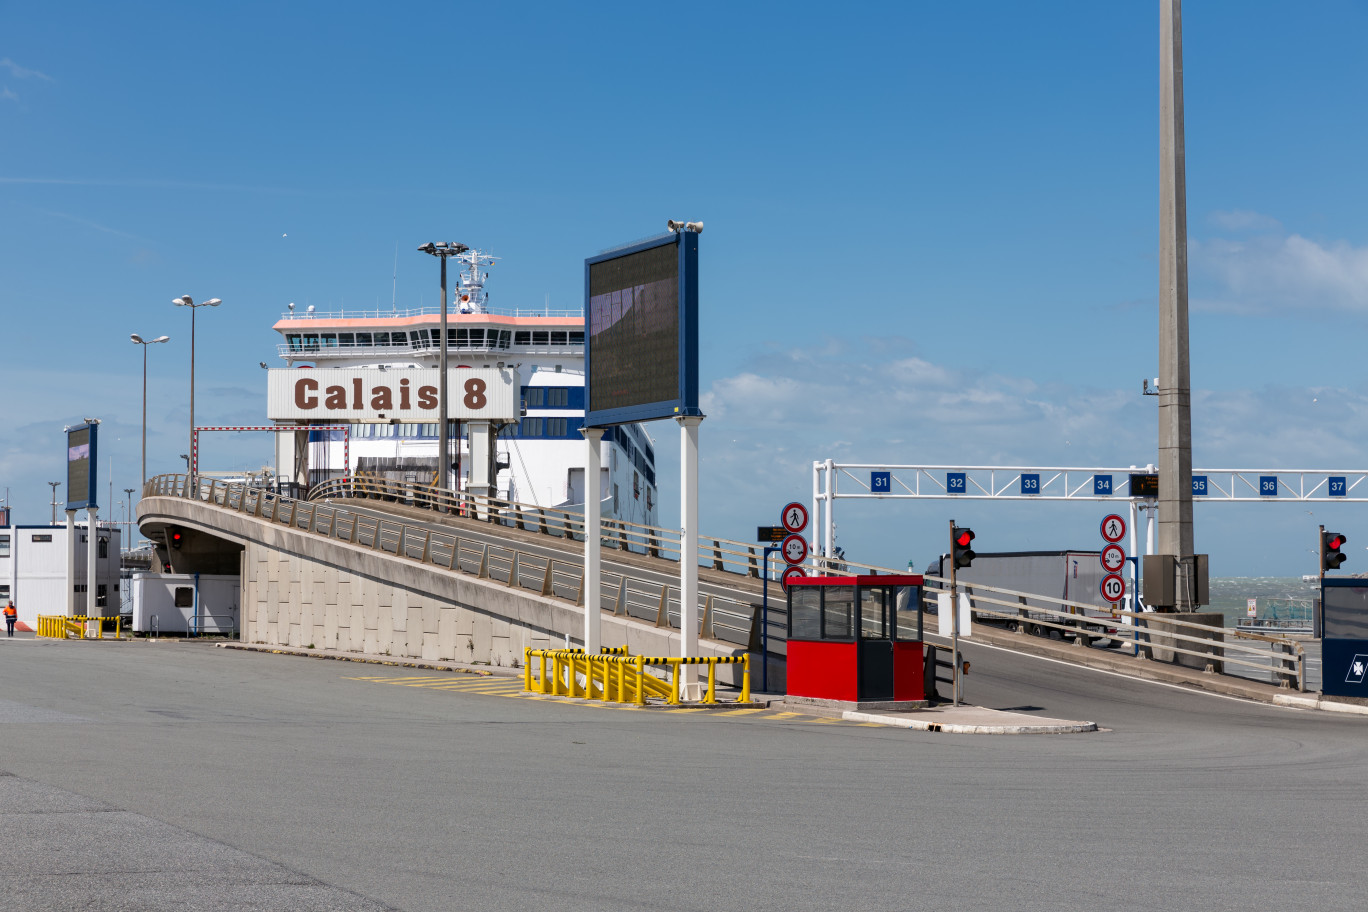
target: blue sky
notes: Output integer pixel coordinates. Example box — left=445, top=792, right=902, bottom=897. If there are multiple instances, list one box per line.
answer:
left=3, top=2, right=1367, bottom=576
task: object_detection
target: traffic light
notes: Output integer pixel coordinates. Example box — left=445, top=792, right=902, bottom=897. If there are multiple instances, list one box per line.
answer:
left=952, top=526, right=976, bottom=569
left=1323, top=531, right=1347, bottom=572
left=169, top=528, right=184, bottom=550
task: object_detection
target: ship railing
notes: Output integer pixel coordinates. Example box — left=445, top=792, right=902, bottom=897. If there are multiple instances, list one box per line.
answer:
left=140, top=474, right=760, bottom=651
left=916, top=576, right=1305, bottom=692
left=277, top=306, right=584, bottom=321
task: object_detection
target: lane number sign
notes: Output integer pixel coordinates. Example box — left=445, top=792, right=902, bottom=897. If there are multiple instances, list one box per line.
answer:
left=780, top=533, right=809, bottom=566
left=780, top=566, right=807, bottom=592
left=1100, top=514, right=1126, bottom=543
left=1100, top=573, right=1126, bottom=603
left=871, top=471, right=891, bottom=493
left=781, top=502, right=808, bottom=534
left=1100, top=544, right=1126, bottom=573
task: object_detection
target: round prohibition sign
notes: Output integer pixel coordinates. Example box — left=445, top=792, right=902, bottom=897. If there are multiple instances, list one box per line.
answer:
left=780, top=566, right=807, bottom=592
left=781, top=502, right=809, bottom=534
left=1100, top=544, right=1127, bottom=573
left=1100, top=573, right=1126, bottom=604
left=1100, top=513, right=1127, bottom=544
left=780, top=533, right=809, bottom=565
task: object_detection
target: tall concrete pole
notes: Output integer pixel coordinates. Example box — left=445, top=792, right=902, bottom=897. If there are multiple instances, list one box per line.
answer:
left=1158, top=0, right=1195, bottom=608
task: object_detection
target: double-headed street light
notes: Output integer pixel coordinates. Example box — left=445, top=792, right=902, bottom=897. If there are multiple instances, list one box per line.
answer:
left=172, top=295, right=221, bottom=480
left=418, top=242, right=469, bottom=494
left=130, top=332, right=171, bottom=485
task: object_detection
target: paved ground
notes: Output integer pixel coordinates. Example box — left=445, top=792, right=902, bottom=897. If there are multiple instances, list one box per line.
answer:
left=1, top=633, right=1364, bottom=911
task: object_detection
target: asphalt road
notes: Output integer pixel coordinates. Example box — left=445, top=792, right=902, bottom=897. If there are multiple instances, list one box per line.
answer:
left=1, top=634, right=1363, bottom=912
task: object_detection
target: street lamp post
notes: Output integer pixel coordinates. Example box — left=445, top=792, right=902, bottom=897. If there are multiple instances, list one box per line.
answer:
left=48, top=481, right=60, bottom=526
left=130, top=333, right=170, bottom=486
left=418, top=242, right=469, bottom=495
left=172, top=296, right=220, bottom=482
left=123, top=487, right=135, bottom=552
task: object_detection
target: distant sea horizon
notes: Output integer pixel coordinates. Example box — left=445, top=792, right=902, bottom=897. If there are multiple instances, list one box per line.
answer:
left=1207, top=576, right=1319, bottom=626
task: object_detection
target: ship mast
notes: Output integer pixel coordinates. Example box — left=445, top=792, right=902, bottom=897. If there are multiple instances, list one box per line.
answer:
left=455, top=249, right=500, bottom=314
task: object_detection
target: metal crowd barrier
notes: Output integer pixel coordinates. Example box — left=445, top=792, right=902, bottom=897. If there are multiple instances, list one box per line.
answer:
left=36, top=615, right=124, bottom=640
left=524, top=647, right=751, bottom=705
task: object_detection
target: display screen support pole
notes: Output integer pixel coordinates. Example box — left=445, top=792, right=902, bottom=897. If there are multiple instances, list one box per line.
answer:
left=581, top=427, right=604, bottom=655
left=678, top=416, right=703, bottom=700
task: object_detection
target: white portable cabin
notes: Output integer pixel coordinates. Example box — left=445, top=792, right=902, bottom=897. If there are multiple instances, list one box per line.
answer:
left=131, top=572, right=240, bottom=635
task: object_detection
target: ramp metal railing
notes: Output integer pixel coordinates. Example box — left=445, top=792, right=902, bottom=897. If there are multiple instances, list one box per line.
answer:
left=524, top=647, right=751, bottom=705
left=36, top=615, right=124, bottom=640
left=142, top=474, right=759, bottom=649
left=919, top=576, right=1305, bottom=691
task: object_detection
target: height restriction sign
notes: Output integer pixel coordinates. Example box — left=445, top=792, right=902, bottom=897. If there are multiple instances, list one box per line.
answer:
left=1100, top=544, right=1126, bottom=573
left=780, top=533, right=809, bottom=565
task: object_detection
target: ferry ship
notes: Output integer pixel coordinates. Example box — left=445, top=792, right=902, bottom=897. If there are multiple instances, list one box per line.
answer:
left=269, top=249, right=659, bottom=526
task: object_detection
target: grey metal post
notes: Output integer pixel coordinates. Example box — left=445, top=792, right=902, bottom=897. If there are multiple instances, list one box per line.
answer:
left=189, top=304, right=196, bottom=482
left=948, top=519, right=960, bottom=706
left=439, top=255, right=449, bottom=493
left=581, top=426, right=604, bottom=654
left=1158, top=0, right=1195, bottom=609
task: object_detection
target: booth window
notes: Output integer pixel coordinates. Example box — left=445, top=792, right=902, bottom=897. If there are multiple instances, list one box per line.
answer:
left=174, top=587, right=194, bottom=608
left=0, top=535, right=8, bottom=558
left=1324, top=586, right=1368, bottom=640
left=790, top=587, right=822, bottom=640
left=824, top=588, right=854, bottom=639
left=861, top=587, right=893, bottom=639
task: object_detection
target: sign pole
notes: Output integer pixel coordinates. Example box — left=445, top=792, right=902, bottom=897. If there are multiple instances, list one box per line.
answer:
left=948, top=519, right=960, bottom=706
left=678, top=415, right=703, bottom=700
left=581, top=427, right=604, bottom=655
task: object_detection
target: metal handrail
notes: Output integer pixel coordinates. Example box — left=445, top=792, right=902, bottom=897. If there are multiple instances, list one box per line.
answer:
left=140, top=474, right=759, bottom=649
left=524, top=648, right=751, bottom=705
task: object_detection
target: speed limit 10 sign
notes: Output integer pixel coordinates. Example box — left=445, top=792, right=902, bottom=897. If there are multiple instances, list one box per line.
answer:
left=1100, top=573, right=1126, bottom=604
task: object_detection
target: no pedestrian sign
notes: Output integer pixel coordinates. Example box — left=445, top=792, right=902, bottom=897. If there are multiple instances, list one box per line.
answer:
left=1100, top=514, right=1126, bottom=543
left=781, top=502, right=808, bottom=534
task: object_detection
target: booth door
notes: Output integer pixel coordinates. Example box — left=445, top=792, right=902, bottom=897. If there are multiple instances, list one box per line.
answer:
left=857, top=587, right=895, bottom=701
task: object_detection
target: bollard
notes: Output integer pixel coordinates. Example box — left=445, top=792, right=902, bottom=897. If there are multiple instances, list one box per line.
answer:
left=705, top=660, right=717, bottom=704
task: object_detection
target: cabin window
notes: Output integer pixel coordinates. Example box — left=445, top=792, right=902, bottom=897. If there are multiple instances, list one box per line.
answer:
left=569, top=331, right=584, bottom=345
left=499, top=331, right=512, bottom=349
left=469, top=329, right=485, bottom=346
left=339, top=333, right=355, bottom=346
left=524, top=388, right=544, bottom=408
left=355, top=332, right=373, bottom=346
left=521, top=417, right=544, bottom=437
left=547, top=418, right=567, bottom=437
left=551, top=331, right=568, bottom=346
left=319, top=334, right=336, bottom=348
left=393, top=333, right=410, bottom=346
left=302, top=334, right=319, bottom=350
left=0, top=535, right=8, bottom=558
left=633, top=471, right=640, bottom=499
left=547, top=388, right=568, bottom=408
left=532, top=331, right=549, bottom=346
left=514, top=331, right=531, bottom=346
left=372, top=332, right=389, bottom=346
left=286, top=334, right=302, bottom=351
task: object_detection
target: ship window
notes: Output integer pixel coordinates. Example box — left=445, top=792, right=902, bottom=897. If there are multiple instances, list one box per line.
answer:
left=302, top=334, right=319, bottom=351
left=532, top=331, right=549, bottom=345
left=569, top=331, right=584, bottom=344
left=521, top=417, right=543, bottom=437
left=514, top=331, right=531, bottom=346
left=547, top=418, right=567, bottom=437
left=499, top=331, right=512, bottom=349
left=469, top=329, right=484, bottom=346
left=547, top=388, right=568, bottom=408
left=455, top=329, right=469, bottom=347
left=339, top=333, right=355, bottom=346
left=286, top=334, right=302, bottom=351
left=355, top=332, right=373, bottom=346
left=524, top=388, right=544, bottom=408
left=551, top=331, right=568, bottom=345
left=393, top=333, right=409, bottom=346
left=372, top=332, right=389, bottom=346
left=634, top=471, right=640, bottom=499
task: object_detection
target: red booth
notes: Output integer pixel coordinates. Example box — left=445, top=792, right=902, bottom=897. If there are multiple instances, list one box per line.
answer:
left=786, top=575, right=925, bottom=705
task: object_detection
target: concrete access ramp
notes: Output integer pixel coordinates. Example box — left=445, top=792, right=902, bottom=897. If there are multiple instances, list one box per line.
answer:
left=137, top=477, right=745, bottom=673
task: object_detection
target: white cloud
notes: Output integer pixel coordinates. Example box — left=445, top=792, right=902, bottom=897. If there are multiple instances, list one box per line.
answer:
left=1192, top=232, right=1368, bottom=314
left=0, top=58, right=52, bottom=81
left=1207, top=209, right=1281, bottom=232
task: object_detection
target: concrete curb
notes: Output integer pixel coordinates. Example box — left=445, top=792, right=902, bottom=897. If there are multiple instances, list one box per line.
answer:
left=217, top=643, right=520, bottom=677
left=842, top=709, right=1098, bottom=735
left=1272, top=694, right=1368, bottom=716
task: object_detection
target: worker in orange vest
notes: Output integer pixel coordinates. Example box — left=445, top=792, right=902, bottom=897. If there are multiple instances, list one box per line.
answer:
left=3, top=601, right=16, bottom=637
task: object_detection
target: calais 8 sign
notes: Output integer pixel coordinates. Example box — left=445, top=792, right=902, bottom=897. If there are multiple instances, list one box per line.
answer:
left=584, top=231, right=699, bottom=427
left=267, top=368, right=519, bottom=423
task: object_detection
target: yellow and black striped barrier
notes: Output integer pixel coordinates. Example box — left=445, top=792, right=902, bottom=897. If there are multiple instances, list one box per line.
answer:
left=36, top=615, right=124, bottom=640
left=523, top=647, right=750, bottom=705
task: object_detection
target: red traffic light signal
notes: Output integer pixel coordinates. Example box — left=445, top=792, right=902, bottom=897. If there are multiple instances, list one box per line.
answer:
left=952, top=526, right=976, bottom=569
left=169, top=529, right=183, bottom=550
left=1323, top=531, right=1347, bottom=572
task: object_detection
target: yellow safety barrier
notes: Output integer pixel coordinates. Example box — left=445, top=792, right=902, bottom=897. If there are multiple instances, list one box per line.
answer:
left=523, top=647, right=750, bottom=705
left=35, top=615, right=124, bottom=641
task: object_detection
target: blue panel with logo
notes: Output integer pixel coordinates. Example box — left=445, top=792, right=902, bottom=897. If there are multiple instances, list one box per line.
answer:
left=1321, top=579, right=1368, bottom=698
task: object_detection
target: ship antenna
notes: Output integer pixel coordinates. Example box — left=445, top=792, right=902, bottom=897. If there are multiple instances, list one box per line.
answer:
left=391, top=242, right=398, bottom=313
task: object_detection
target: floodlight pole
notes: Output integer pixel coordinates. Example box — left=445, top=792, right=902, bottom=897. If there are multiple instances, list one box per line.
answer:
left=581, top=426, right=604, bottom=654
left=678, top=415, right=703, bottom=699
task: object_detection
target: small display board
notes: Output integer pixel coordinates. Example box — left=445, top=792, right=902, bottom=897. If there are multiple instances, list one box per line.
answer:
left=1129, top=473, right=1159, bottom=497
left=1247, top=598, right=1258, bottom=618
left=757, top=526, right=786, bottom=543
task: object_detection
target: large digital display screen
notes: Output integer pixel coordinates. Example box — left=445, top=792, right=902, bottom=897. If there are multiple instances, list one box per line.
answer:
left=584, top=232, right=698, bottom=426
left=66, top=424, right=97, bottom=510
